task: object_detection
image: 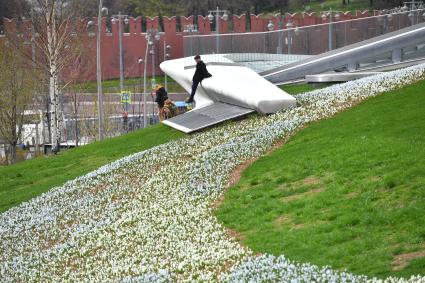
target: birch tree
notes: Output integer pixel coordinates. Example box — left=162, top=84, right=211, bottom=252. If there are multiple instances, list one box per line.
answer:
left=33, top=0, right=69, bottom=153
left=7, top=0, right=87, bottom=153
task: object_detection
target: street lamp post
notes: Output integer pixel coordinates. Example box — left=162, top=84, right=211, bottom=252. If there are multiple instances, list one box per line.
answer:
left=405, top=1, right=424, bottom=26
left=183, top=24, right=198, bottom=56
left=143, top=42, right=148, bottom=128
left=267, top=20, right=279, bottom=54
left=267, top=16, right=296, bottom=55
left=269, top=14, right=284, bottom=54
left=322, top=9, right=341, bottom=51
left=150, top=46, right=155, bottom=124
left=207, top=7, right=229, bottom=53
left=286, top=21, right=294, bottom=54
left=163, top=43, right=172, bottom=90
left=144, top=29, right=161, bottom=127
left=111, top=13, right=130, bottom=92
left=87, top=1, right=108, bottom=140
left=137, top=58, right=144, bottom=128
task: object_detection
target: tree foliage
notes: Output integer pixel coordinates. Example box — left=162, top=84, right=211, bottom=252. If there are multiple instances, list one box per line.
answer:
left=0, top=43, right=38, bottom=163
left=0, top=0, right=30, bottom=20
left=4, top=0, right=92, bottom=153
left=0, top=0, right=406, bottom=21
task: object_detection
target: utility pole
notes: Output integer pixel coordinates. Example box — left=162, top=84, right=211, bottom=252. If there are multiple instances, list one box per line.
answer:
left=111, top=13, right=130, bottom=92
left=207, top=7, right=229, bottom=54
left=118, top=11, right=124, bottom=91
left=96, top=0, right=105, bottom=140
left=144, top=29, right=161, bottom=127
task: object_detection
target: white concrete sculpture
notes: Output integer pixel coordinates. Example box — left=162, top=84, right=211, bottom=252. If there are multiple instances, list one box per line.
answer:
left=160, top=55, right=296, bottom=114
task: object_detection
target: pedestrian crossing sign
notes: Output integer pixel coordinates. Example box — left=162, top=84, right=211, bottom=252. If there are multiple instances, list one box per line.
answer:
left=120, top=91, right=132, bottom=103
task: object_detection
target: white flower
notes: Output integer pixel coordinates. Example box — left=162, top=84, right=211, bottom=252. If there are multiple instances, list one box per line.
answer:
left=1, top=64, right=425, bottom=282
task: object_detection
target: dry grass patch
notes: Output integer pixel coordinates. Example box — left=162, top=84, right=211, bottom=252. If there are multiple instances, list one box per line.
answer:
left=371, top=176, right=382, bottom=182
left=228, top=159, right=257, bottom=188
left=392, top=250, right=425, bottom=271
left=345, top=191, right=359, bottom=199
left=226, top=228, right=246, bottom=244
left=281, top=187, right=324, bottom=202
left=274, top=215, right=291, bottom=227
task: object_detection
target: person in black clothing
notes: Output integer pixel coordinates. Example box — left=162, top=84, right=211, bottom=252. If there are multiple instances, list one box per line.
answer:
left=186, top=55, right=212, bottom=103
left=153, top=84, right=177, bottom=120
left=154, top=84, right=168, bottom=109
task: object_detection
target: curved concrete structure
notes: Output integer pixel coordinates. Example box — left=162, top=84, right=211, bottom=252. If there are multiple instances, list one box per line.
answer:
left=305, top=72, right=383, bottom=83
left=160, top=55, right=296, bottom=114
left=261, top=23, right=425, bottom=84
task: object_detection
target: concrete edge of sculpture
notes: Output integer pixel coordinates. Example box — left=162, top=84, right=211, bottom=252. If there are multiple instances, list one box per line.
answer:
left=161, top=102, right=255, bottom=134
left=162, top=120, right=192, bottom=133
left=305, top=72, right=383, bottom=82
left=159, top=54, right=297, bottom=116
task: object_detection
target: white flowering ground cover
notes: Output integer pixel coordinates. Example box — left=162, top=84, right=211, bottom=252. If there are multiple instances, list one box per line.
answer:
left=1, top=64, right=425, bottom=282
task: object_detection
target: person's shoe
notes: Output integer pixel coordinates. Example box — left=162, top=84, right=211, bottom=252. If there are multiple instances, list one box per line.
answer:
left=185, top=97, right=194, bottom=103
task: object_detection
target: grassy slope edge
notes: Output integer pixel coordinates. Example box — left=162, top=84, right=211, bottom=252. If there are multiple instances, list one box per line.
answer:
left=216, top=80, right=425, bottom=278
left=0, top=124, right=183, bottom=213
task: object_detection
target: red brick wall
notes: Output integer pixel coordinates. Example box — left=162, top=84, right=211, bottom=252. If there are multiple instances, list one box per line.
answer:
left=0, top=10, right=387, bottom=82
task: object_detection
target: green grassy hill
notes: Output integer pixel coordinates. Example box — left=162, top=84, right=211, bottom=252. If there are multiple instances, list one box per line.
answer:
left=2, top=76, right=424, bottom=279
left=216, top=80, right=425, bottom=278
left=0, top=83, right=321, bottom=215
left=0, top=124, right=183, bottom=213
left=289, top=0, right=374, bottom=13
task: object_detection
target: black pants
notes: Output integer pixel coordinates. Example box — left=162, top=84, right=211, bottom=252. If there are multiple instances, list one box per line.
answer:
left=190, top=81, right=201, bottom=100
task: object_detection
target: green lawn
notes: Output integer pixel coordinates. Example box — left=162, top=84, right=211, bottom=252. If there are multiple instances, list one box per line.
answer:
left=216, top=80, right=425, bottom=278
left=0, top=124, right=183, bottom=213
left=288, top=0, right=375, bottom=13
left=280, top=83, right=334, bottom=95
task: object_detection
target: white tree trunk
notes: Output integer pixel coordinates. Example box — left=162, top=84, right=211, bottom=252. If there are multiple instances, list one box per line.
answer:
left=49, top=73, right=60, bottom=153
left=47, top=4, right=61, bottom=153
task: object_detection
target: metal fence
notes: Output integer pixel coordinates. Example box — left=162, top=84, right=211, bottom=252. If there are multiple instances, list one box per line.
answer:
left=183, top=9, right=425, bottom=68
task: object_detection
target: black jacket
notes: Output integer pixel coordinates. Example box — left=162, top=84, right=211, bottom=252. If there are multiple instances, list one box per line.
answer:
left=192, top=61, right=212, bottom=84
left=155, top=87, right=168, bottom=108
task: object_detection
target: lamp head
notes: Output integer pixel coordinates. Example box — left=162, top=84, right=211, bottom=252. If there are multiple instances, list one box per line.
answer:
left=222, top=12, right=229, bottom=21
left=334, top=12, right=340, bottom=20
left=267, top=20, right=274, bottom=31
left=207, top=13, right=214, bottom=23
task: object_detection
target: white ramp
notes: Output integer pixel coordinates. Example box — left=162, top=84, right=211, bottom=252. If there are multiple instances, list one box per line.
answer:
left=162, top=102, right=254, bottom=134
